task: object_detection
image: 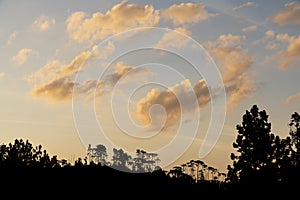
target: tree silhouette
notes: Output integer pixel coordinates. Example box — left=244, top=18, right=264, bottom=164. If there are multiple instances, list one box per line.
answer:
left=227, top=105, right=276, bottom=184
left=289, top=112, right=300, bottom=167
left=87, top=144, right=108, bottom=166
left=112, top=148, right=132, bottom=172
left=0, top=139, right=60, bottom=168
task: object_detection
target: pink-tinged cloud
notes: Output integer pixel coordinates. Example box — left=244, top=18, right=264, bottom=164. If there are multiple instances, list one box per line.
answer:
left=273, top=1, right=300, bottom=26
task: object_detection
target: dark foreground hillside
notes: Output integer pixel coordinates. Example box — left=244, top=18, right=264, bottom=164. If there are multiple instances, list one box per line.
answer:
left=0, top=164, right=298, bottom=199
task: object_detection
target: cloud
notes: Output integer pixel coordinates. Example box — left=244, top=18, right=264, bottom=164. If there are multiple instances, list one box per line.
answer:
left=232, top=2, right=255, bottom=11
left=277, top=35, right=300, bottom=70
left=32, top=77, right=75, bottom=102
left=7, top=31, right=18, bottom=45
left=27, top=41, right=114, bottom=84
left=161, top=3, right=214, bottom=25
left=26, top=41, right=114, bottom=102
left=33, top=15, right=56, bottom=31
left=66, top=1, right=159, bottom=43
left=133, top=79, right=209, bottom=130
left=0, top=72, right=6, bottom=79
left=154, top=27, right=192, bottom=49
left=273, top=1, right=300, bottom=26
left=225, top=73, right=255, bottom=111
left=204, top=34, right=256, bottom=110
left=103, top=61, right=152, bottom=87
left=205, top=34, right=252, bottom=82
left=27, top=59, right=150, bottom=102
left=285, top=92, right=300, bottom=104
left=242, top=25, right=257, bottom=32
left=265, top=30, right=275, bottom=38
left=26, top=60, right=60, bottom=84
left=12, top=48, right=37, bottom=65
left=254, top=30, right=278, bottom=50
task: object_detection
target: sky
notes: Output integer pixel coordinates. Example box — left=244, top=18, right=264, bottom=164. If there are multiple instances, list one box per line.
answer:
left=0, top=0, right=299, bottom=172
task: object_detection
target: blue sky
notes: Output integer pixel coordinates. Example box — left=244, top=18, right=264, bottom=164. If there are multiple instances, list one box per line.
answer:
left=0, top=0, right=299, bottom=172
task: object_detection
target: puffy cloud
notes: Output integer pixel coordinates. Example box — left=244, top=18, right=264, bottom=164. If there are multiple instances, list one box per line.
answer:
left=33, top=15, right=56, bottom=31
left=204, top=34, right=256, bottom=110
left=278, top=35, right=300, bottom=70
left=254, top=30, right=278, bottom=50
left=261, top=32, right=300, bottom=69
left=225, top=73, right=255, bottom=111
left=133, top=79, right=209, bottom=129
left=161, top=3, right=213, bottom=25
left=154, top=27, right=192, bottom=49
left=273, top=1, right=300, bottom=26
left=32, top=77, right=74, bottom=102
left=205, top=34, right=252, bottom=82
left=66, top=1, right=159, bottom=43
left=242, top=25, right=257, bottom=32
left=12, top=48, right=37, bottom=65
left=0, top=72, right=6, bottom=79
left=232, top=2, right=255, bottom=11
left=285, top=92, right=300, bottom=104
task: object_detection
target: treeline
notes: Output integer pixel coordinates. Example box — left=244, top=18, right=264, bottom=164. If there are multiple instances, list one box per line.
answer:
left=0, top=104, right=299, bottom=197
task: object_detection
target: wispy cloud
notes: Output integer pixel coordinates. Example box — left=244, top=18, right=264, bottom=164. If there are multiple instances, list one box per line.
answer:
left=242, top=25, right=257, bottom=33
left=232, top=2, right=255, bottom=11
left=26, top=42, right=115, bottom=102
left=285, top=92, right=300, bottom=104
left=6, top=31, right=18, bottom=45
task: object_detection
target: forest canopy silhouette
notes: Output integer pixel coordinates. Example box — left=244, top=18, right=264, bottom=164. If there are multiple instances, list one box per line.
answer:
left=0, top=105, right=299, bottom=196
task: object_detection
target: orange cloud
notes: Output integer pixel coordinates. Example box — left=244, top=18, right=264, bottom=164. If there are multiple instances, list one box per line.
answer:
left=285, top=92, right=300, bottom=104
left=204, top=34, right=256, bottom=110
left=273, top=1, right=300, bottom=26
left=154, top=27, right=192, bottom=49
left=32, top=77, right=74, bottom=102
left=133, top=79, right=209, bottom=130
left=161, top=3, right=213, bottom=25
left=12, top=48, right=37, bottom=65
left=277, top=35, right=300, bottom=70
left=33, top=15, right=55, bottom=31
left=66, top=1, right=159, bottom=43
left=225, top=73, right=255, bottom=111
